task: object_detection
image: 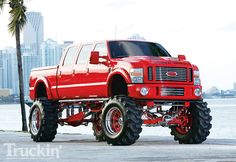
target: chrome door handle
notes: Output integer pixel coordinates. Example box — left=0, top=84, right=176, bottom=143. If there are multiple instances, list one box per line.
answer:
left=72, top=69, right=75, bottom=77
left=58, top=71, right=62, bottom=78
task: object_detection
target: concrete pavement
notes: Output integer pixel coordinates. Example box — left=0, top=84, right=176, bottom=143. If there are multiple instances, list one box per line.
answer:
left=0, top=131, right=236, bottom=162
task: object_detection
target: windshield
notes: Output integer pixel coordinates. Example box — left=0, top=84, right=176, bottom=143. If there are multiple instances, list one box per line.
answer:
left=108, top=41, right=171, bottom=58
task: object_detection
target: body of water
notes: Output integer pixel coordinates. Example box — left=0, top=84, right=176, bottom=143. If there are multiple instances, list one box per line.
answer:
left=0, top=98, right=236, bottom=139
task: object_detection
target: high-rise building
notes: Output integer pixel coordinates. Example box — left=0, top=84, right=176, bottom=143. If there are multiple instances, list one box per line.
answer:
left=0, top=48, right=18, bottom=95
left=60, top=41, right=74, bottom=53
left=22, top=12, right=44, bottom=97
left=23, top=12, right=44, bottom=59
left=20, top=44, right=41, bottom=97
left=22, top=53, right=39, bottom=97
left=0, top=50, right=3, bottom=88
left=0, top=68, right=3, bottom=89
left=41, top=39, right=63, bottom=66
left=1, top=10, right=73, bottom=97
left=234, top=83, right=236, bottom=90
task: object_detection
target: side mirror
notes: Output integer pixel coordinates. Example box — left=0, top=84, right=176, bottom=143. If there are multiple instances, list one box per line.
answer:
left=178, top=54, right=186, bottom=61
left=90, top=51, right=99, bottom=64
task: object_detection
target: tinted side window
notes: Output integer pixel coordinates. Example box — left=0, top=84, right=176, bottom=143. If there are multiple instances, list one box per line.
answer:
left=63, top=46, right=78, bottom=66
left=94, top=43, right=107, bottom=56
left=77, top=44, right=93, bottom=64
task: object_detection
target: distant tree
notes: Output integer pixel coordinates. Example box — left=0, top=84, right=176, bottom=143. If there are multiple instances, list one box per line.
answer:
left=0, top=0, right=28, bottom=131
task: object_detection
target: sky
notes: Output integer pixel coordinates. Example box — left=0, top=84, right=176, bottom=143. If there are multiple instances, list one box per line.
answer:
left=0, top=0, right=236, bottom=91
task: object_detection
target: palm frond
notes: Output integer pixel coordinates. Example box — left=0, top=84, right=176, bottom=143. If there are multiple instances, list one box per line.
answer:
left=8, top=0, right=27, bottom=35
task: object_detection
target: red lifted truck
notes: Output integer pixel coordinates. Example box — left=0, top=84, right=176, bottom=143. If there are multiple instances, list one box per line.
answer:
left=29, top=40, right=212, bottom=145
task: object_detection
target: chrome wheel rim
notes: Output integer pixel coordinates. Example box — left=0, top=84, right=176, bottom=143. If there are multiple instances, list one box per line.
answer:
left=105, top=107, right=123, bottom=136
left=31, top=107, right=41, bottom=135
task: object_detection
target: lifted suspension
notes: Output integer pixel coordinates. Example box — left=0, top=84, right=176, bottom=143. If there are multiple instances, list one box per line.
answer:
left=58, top=101, right=103, bottom=126
left=142, top=101, right=191, bottom=127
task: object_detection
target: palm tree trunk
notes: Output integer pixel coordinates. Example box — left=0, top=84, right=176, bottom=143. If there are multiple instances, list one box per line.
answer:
left=15, top=22, right=28, bottom=132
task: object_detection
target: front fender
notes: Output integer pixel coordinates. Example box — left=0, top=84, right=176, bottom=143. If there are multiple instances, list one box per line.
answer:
left=33, top=77, right=53, bottom=100
left=107, top=67, right=131, bottom=84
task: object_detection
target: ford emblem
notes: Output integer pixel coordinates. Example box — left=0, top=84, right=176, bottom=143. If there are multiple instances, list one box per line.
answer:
left=166, top=71, right=177, bottom=77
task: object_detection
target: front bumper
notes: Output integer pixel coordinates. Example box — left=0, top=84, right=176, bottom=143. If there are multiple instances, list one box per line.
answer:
left=127, top=83, right=202, bottom=100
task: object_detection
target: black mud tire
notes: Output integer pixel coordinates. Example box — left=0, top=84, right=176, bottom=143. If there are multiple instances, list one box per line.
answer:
left=92, top=113, right=106, bottom=142
left=170, top=101, right=212, bottom=144
left=29, top=99, right=58, bottom=142
left=101, top=96, right=143, bottom=146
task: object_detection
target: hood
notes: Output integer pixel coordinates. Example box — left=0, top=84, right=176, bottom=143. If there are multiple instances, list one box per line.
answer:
left=117, top=56, right=192, bottom=67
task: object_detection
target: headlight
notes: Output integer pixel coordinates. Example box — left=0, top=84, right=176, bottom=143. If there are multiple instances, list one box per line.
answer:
left=130, top=68, right=143, bottom=83
left=194, top=88, right=202, bottom=96
left=193, top=70, right=201, bottom=85
left=193, top=70, right=200, bottom=77
left=140, top=87, right=149, bottom=96
left=194, top=78, right=201, bottom=86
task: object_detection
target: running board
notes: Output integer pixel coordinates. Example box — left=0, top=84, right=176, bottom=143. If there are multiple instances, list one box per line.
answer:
left=58, top=98, right=109, bottom=103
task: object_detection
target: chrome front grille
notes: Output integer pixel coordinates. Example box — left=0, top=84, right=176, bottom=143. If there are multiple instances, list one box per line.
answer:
left=155, top=67, right=187, bottom=82
left=160, top=87, right=184, bottom=96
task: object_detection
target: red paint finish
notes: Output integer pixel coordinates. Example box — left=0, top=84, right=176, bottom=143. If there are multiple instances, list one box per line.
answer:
left=110, top=109, right=122, bottom=133
left=29, top=40, right=202, bottom=102
left=59, top=112, right=85, bottom=126
left=128, top=84, right=202, bottom=100
left=143, top=106, right=193, bottom=129
left=143, top=117, right=163, bottom=125
left=174, top=109, right=193, bottom=134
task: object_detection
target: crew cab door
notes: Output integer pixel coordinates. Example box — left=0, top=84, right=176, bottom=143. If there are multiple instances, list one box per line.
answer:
left=72, top=44, right=93, bottom=98
left=57, top=45, right=79, bottom=99
left=86, top=42, right=110, bottom=97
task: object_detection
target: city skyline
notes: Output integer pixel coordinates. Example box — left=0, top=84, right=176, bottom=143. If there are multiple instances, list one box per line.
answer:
left=1, top=32, right=236, bottom=97
left=0, top=38, right=71, bottom=97
left=0, top=0, right=236, bottom=90
left=0, top=12, right=72, bottom=97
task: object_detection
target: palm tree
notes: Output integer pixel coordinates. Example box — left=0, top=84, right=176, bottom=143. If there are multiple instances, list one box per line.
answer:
left=0, top=0, right=28, bottom=131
